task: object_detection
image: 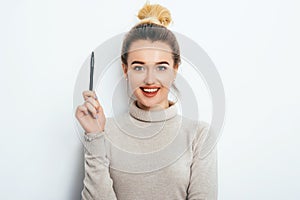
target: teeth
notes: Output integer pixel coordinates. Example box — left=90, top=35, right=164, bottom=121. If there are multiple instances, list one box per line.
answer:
left=142, top=88, right=158, bottom=93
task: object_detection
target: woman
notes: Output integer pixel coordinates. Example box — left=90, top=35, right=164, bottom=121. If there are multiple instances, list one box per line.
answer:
left=75, top=3, right=218, bottom=200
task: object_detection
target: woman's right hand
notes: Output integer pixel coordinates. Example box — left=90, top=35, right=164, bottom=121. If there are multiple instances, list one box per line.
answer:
left=75, top=90, right=106, bottom=134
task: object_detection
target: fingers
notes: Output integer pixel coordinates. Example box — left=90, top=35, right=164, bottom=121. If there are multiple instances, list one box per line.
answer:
left=81, top=90, right=103, bottom=119
left=85, top=97, right=100, bottom=112
left=82, top=90, right=97, bottom=101
left=77, top=105, right=89, bottom=115
left=84, top=101, right=98, bottom=119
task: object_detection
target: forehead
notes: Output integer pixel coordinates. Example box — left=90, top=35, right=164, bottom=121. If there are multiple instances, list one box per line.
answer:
left=127, top=40, right=173, bottom=64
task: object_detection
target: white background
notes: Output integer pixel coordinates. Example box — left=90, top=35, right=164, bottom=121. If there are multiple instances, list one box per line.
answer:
left=1, top=0, right=299, bottom=199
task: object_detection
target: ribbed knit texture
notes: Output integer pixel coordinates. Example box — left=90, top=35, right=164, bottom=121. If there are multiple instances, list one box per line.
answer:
left=81, top=100, right=218, bottom=200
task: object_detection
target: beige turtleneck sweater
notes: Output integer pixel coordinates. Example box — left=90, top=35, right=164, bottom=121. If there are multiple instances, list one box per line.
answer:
left=81, top=100, right=218, bottom=200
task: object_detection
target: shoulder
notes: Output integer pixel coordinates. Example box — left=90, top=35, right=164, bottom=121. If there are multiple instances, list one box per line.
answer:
left=187, top=118, right=218, bottom=159
left=180, top=115, right=210, bottom=134
left=193, top=120, right=210, bottom=153
left=179, top=115, right=210, bottom=154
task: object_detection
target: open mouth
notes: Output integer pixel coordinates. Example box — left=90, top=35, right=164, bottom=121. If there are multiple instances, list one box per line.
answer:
left=140, top=87, right=160, bottom=97
left=140, top=87, right=160, bottom=93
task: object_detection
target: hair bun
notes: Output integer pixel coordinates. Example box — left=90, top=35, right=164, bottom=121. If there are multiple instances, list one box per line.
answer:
left=137, top=3, right=172, bottom=27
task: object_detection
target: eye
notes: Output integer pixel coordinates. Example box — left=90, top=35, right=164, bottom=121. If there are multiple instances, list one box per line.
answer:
left=133, top=66, right=144, bottom=71
left=157, top=66, right=167, bottom=71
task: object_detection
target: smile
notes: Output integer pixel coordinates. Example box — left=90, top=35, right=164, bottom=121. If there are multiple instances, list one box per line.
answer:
left=140, top=87, right=160, bottom=97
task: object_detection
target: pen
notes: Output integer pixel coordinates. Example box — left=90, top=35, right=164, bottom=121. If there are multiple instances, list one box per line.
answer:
left=89, top=51, right=94, bottom=91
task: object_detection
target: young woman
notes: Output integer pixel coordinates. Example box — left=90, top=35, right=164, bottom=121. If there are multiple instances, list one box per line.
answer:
left=75, top=3, right=218, bottom=200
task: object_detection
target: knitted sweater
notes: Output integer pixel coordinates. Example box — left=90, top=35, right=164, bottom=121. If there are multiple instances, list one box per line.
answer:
left=81, top=100, right=218, bottom=200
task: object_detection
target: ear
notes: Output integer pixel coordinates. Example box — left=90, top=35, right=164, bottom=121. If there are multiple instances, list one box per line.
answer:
left=173, top=64, right=178, bottom=78
left=122, top=63, right=128, bottom=77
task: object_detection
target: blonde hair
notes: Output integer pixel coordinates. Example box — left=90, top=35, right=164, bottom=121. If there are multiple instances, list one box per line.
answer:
left=121, top=2, right=180, bottom=67
left=137, top=2, right=172, bottom=27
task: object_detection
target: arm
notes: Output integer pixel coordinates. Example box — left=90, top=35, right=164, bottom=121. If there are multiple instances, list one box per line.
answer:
left=81, top=131, right=118, bottom=200
left=187, top=125, right=218, bottom=200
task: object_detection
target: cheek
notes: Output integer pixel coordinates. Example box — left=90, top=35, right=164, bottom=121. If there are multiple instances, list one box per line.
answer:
left=161, top=80, right=173, bottom=88
left=158, top=76, right=174, bottom=88
left=127, top=70, right=144, bottom=80
left=127, top=70, right=175, bottom=88
left=156, top=70, right=175, bottom=86
left=159, top=87, right=170, bottom=96
left=127, top=74, right=143, bottom=89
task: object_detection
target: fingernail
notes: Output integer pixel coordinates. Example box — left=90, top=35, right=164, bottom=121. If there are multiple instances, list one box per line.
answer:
left=95, top=95, right=98, bottom=100
left=95, top=114, right=98, bottom=119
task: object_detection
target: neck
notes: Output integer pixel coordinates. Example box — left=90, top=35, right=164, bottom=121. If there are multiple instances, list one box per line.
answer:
left=129, top=99, right=178, bottom=122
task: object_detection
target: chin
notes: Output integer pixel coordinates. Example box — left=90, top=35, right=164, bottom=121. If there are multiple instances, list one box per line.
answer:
left=136, top=97, right=160, bottom=108
left=134, top=89, right=167, bottom=109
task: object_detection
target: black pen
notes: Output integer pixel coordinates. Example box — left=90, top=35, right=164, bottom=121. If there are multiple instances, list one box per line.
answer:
left=89, top=52, right=94, bottom=91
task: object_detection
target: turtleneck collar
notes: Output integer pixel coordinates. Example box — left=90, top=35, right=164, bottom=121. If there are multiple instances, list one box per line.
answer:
left=129, top=100, right=178, bottom=122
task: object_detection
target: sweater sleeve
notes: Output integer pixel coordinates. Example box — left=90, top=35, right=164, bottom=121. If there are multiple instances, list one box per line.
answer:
left=186, top=124, right=218, bottom=200
left=81, top=131, right=117, bottom=200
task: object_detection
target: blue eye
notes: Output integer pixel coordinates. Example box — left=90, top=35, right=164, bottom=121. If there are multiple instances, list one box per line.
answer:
left=133, top=66, right=144, bottom=71
left=157, top=66, right=167, bottom=71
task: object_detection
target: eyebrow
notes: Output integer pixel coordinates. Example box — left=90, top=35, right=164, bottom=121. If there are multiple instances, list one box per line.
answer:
left=130, top=61, right=170, bottom=65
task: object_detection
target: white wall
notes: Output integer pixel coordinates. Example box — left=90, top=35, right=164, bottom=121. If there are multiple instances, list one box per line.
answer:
left=0, top=0, right=299, bottom=199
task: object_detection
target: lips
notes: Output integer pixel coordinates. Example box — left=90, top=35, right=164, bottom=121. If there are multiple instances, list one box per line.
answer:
left=140, top=87, right=160, bottom=97
left=140, top=87, right=160, bottom=92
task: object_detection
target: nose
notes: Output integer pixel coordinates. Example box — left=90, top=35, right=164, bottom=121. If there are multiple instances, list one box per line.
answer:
left=144, top=69, right=156, bottom=84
